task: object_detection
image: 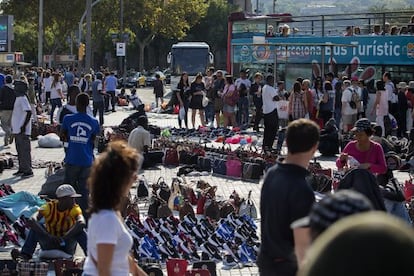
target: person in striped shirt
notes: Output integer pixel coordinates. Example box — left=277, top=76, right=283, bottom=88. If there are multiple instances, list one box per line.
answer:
left=11, top=184, right=87, bottom=261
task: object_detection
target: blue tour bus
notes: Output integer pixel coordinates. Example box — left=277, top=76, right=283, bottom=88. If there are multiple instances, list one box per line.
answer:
left=227, top=10, right=414, bottom=90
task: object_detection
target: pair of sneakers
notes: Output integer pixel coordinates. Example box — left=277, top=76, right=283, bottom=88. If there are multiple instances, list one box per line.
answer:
left=12, top=171, right=34, bottom=178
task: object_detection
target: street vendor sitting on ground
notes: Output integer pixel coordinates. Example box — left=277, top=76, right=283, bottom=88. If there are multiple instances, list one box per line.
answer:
left=11, top=184, right=87, bottom=261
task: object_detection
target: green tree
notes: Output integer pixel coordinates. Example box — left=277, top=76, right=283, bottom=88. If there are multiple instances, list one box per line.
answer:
left=131, top=0, right=208, bottom=70
left=186, top=0, right=235, bottom=68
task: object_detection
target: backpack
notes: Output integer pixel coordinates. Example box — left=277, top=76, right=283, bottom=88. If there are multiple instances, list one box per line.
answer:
left=349, top=89, right=361, bottom=110
left=223, top=84, right=239, bottom=106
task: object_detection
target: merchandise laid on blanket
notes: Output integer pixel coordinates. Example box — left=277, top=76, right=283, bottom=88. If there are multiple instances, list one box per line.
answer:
left=124, top=176, right=259, bottom=269
left=0, top=186, right=49, bottom=275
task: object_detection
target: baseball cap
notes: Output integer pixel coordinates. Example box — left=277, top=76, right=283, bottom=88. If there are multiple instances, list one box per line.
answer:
left=291, top=190, right=373, bottom=230
left=297, top=212, right=414, bottom=276
left=351, top=118, right=372, bottom=133
left=56, top=184, right=81, bottom=198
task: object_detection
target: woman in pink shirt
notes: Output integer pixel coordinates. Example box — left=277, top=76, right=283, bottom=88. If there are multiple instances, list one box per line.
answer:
left=336, top=118, right=387, bottom=174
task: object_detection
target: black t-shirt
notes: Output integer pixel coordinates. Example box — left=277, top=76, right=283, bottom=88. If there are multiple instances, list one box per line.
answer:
left=259, top=163, right=315, bottom=269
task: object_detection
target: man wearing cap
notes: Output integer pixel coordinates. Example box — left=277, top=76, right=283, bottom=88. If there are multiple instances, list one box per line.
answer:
left=259, top=119, right=319, bottom=275
left=11, top=184, right=87, bottom=261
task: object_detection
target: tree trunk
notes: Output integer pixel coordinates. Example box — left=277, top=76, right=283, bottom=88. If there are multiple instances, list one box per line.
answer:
left=136, top=34, right=155, bottom=71
left=138, top=42, right=146, bottom=71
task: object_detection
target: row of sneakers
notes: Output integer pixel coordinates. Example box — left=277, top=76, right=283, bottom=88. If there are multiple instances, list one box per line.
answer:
left=125, top=213, right=260, bottom=267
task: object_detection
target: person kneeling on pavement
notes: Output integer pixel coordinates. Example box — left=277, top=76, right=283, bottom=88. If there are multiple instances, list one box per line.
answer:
left=11, top=184, right=87, bottom=261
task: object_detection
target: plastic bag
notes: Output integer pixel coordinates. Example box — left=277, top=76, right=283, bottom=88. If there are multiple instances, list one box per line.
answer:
left=179, top=107, right=185, bottom=120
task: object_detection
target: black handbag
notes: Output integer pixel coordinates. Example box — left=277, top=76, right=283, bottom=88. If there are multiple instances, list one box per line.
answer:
left=212, top=158, right=227, bottom=175
left=179, top=150, right=198, bottom=165
left=242, top=162, right=263, bottom=180
left=148, top=197, right=160, bottom=217
left=193, top=261, right=217, bottom=276
left=381, top=178, right=405, bottom=202
left=143, top=151, right=164, bottom=168
left=155, top=177, right=171, bottom=202
left=197, top=156, right=212, bottom=172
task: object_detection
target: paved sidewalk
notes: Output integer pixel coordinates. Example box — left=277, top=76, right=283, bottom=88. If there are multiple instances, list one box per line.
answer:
left=0, top=98, right=410, bottom=275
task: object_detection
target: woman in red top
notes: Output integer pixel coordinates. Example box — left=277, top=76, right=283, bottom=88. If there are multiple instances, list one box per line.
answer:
left=336, top=118, right=387, bottom=175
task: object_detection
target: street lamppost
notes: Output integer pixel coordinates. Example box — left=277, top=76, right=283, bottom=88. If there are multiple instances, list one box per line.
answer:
left=38, top=0, right=43, bottom=67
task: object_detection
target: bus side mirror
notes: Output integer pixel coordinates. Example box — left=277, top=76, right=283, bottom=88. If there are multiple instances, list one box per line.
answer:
left=167, top=52, right=171, bottom=64
left=209, top=52, right=214, bottom=64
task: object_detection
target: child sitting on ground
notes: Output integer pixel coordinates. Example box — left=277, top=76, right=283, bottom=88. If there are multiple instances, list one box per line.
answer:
left=128, top=88, right=144, bottom=110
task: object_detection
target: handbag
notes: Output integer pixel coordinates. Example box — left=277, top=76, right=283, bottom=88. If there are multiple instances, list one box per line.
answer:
left=185, top=269, right=210, bottom=276
left=239, top=190, right=257, bottom=219
left=54, top=259, right=84, bottom=276
left=204, top=198, right=220, bottom=220
left=197, top=156, right=212, bottom=172
left=155, top=177, right=171, bottom=202
left=202, top=92, right=209, bottom=107
left=17, top=261, right=48, bottom=276
left=164, top=148, right=179, bottom=166
left=179, top=150, right=198, bottom=165
left=157, top=201, right=173, bottom=218
left=179, top=199, right=195, bottom=220
left=212, top=158, right=227, bottom=175
left=148, top=196, right=161, bottom=218
left=404, top=177, right=414, bottom=201
left=166, top=258, right=188, bottom=276
left=143, top=150, right=164, bottom=168
left=381, top=178, right=405, bottom=202
left=192, top=260, right=217, bottom=276
left=226, top=155, right=242, bottom=178
left=242, top=162, right=263, bottom=180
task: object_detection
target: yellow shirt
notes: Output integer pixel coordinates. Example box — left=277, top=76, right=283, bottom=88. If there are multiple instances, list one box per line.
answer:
left=39, top=200, right=82, bottom=237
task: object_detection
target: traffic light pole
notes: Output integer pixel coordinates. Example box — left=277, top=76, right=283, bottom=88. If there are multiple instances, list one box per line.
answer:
left=85, top=0, right=92, bottom=72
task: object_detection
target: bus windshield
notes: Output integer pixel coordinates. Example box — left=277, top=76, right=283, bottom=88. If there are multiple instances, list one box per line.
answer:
left=171, top=48, right=209, bottom=76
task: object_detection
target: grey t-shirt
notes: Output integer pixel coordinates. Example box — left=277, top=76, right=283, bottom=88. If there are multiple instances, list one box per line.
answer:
left=91, top=80, right=103, bottom=102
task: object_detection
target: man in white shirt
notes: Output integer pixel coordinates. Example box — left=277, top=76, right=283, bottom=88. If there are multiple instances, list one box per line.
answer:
left=11, top=78, right=33, bottom=178
left=341, top=80, right=358, bottom=133
left=262, top=75, right=279, bottom=151
left=235, top=70, right=252, bottom=128
left=383, top=72, right=397, bottom=118
left=351, top=76, right=364, bottom=119
left=128, top=115, right=151, bottom=154
left=128, top=115, right=159, bottom=169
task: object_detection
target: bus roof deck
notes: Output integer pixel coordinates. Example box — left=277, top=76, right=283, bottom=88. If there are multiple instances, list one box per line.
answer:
left=230, top=10, right=414, bottom=37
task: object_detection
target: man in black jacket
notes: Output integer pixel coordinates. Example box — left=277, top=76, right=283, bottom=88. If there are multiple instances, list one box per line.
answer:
left=0, top=75, right=16, bottom=146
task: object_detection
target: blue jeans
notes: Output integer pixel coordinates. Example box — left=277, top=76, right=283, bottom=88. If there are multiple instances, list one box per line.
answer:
left=50, top=98, right=62, bottom=123
left=21, top=227, right=87, bottom=257
left=204, top=102, right=215, bottom=125
left=237, top=97, right=249, bottom=127
left=64, top=164, right=91, bottom=216
left=384, top=198, right=412, bottom=224
left=93, top=101, right=104, bottom=125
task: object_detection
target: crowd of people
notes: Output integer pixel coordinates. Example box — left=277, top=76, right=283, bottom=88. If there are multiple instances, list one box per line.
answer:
left=2, top=62, right=414, bottom=276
